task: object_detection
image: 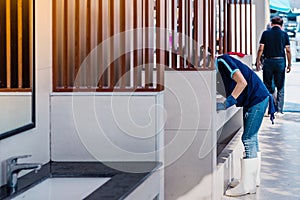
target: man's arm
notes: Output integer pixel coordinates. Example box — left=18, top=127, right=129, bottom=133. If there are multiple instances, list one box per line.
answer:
left=286, top=45, right=292, bottom=73
left=256, top=44, right=264, bottom=71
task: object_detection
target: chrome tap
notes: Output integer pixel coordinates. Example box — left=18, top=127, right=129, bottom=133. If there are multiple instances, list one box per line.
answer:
left=6, top=155, right=42, bottom=188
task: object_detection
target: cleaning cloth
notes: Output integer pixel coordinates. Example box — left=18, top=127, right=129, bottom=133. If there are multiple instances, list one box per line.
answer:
left=268, top=94, right=276, bottom=124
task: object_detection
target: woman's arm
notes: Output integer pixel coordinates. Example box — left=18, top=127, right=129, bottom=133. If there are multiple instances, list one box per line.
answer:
left=231, top=70, right=247, bottom=99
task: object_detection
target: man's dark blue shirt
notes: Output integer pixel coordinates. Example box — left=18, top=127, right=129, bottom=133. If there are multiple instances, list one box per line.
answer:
left=259, top=26, right=290, bottom=58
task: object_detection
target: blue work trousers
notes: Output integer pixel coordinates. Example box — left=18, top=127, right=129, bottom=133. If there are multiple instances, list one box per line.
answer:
left=242, top=96, right=269, bottom=158
left=263, top=58, right=286, bottom=113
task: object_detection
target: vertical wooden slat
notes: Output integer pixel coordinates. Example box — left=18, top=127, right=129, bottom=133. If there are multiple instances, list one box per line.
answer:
left=133, top=0, right=138, bottom=88
left=164, top=0, right=170, bottom=70
left=52, top=0, right=57, bottom=90
left=6, top=0, right=11, bottom=88
left=249, top=0, right=252, bottom=54
left=156, top=0, right=161, bottom=66
left=63, top=0, right=68, bottom=88
left=133, top=0, right=143, bottom=88
left=74, top=0, right=80, bottom=87
left=151, top=0, right=156, bottom=86
left=217, top=0, right=222, bottom=54
left=144, top=0, right=150, bottom=88
left=234, top=0, right=237, bottom=52
left=120, top=0, right=126, bottom=88
left=29, top=0, right=33, bottom=88
left=0, top=1, right=6, bottom=88
left=149, top=0, right=154, bottom=85
left=245, top=0, right=248, bottom=54
left=178, top=0, right=183, bottom=68
left=141, top=0, right=145, bottom=87
left=171, top=0, right=177, bottom=69
left=156, top=0, right=165, bottom=90
left=18, top=0, right=23, bottom=88
left=239, top=0, right=242, bottom=52
left=208, top=0, right=211, bottom=54
left=223, top=0, right=227, bottom=53
left=97, top=0, right=104, bottom=87
left=86, top=0, right=91, bottom=87
left=186, top=0, right=191, bottom=68
left=109, top=0, right=114, bottom=88
left=227, top=1, right=232, bottom=52
left=203, top=0, right=207, bottom=68
left=194, top=0, right=198, bottom=67
left=210, top=0, right=215, bottom=63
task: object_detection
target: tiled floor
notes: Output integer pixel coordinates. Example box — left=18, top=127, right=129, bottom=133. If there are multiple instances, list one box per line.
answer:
left=222, top=63, right=300, bottom=200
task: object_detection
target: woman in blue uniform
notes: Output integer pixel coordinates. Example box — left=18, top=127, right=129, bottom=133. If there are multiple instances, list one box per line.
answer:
left=216, top=54, right=275, bottom=196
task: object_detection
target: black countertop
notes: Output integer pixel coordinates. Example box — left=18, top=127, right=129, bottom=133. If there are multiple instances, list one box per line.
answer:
left=0, top=161, right=160, bottom=200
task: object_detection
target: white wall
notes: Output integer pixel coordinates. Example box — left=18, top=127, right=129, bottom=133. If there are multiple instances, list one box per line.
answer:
left=0, top=95, right=31, bottom=133
left=50, top=93, right=164, bottom=162
left=253, top=0, right=270, bottom=55
left=0, top=0, right=52, bottom=186
left=164, top=71, right=217, bottom=200
left=163, top=70, right=243, bottom=200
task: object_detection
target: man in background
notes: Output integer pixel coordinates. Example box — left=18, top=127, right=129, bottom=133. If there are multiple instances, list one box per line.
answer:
left=256, top=16, right=292, bottom=116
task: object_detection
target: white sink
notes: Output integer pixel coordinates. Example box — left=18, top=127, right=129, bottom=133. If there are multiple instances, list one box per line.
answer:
left=12, top=177, right=110, bottom=200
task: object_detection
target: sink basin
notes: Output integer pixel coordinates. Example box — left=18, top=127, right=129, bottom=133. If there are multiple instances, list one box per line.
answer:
left=11, top=177, right=110, bottom=200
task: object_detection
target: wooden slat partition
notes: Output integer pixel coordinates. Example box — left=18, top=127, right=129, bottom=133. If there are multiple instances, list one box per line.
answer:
left=222, top=0, right=253, bottom=54
left=51, top=0, right=254, bottom=92
left=214, top=0, right=253, bottom=54
left=53, top=0, right=162, bottom=92
left=166, top=0, right=214, bottom=70
left=1, top=0, right=33, bottom=92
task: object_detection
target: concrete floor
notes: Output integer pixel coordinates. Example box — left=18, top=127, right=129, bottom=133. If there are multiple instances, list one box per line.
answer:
left=222, top=62, right=300, bottom=200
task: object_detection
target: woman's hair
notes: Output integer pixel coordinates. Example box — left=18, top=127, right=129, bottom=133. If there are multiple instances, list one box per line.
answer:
left=271, top=16, right=283, bottom=26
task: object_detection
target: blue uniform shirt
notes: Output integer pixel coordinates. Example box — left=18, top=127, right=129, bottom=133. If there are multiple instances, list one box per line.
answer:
left=217, top=54, right=269, bottom=108
left=259, top=26, right=290, bottom=58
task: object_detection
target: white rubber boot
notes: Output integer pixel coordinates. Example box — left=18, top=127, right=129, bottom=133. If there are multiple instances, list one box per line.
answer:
left=231, top=152, right=261, bottom=188
left=229, top=151, right=246, bottom=188
left=225, top=158, right=258, bottom=197
left=229, top=178, right=239, bottom=188
left=256, top=152, right=261, bottom=187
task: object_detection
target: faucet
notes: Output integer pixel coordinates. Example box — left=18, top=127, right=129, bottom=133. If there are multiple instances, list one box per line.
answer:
left=6, top=155, right=42, bottom=188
